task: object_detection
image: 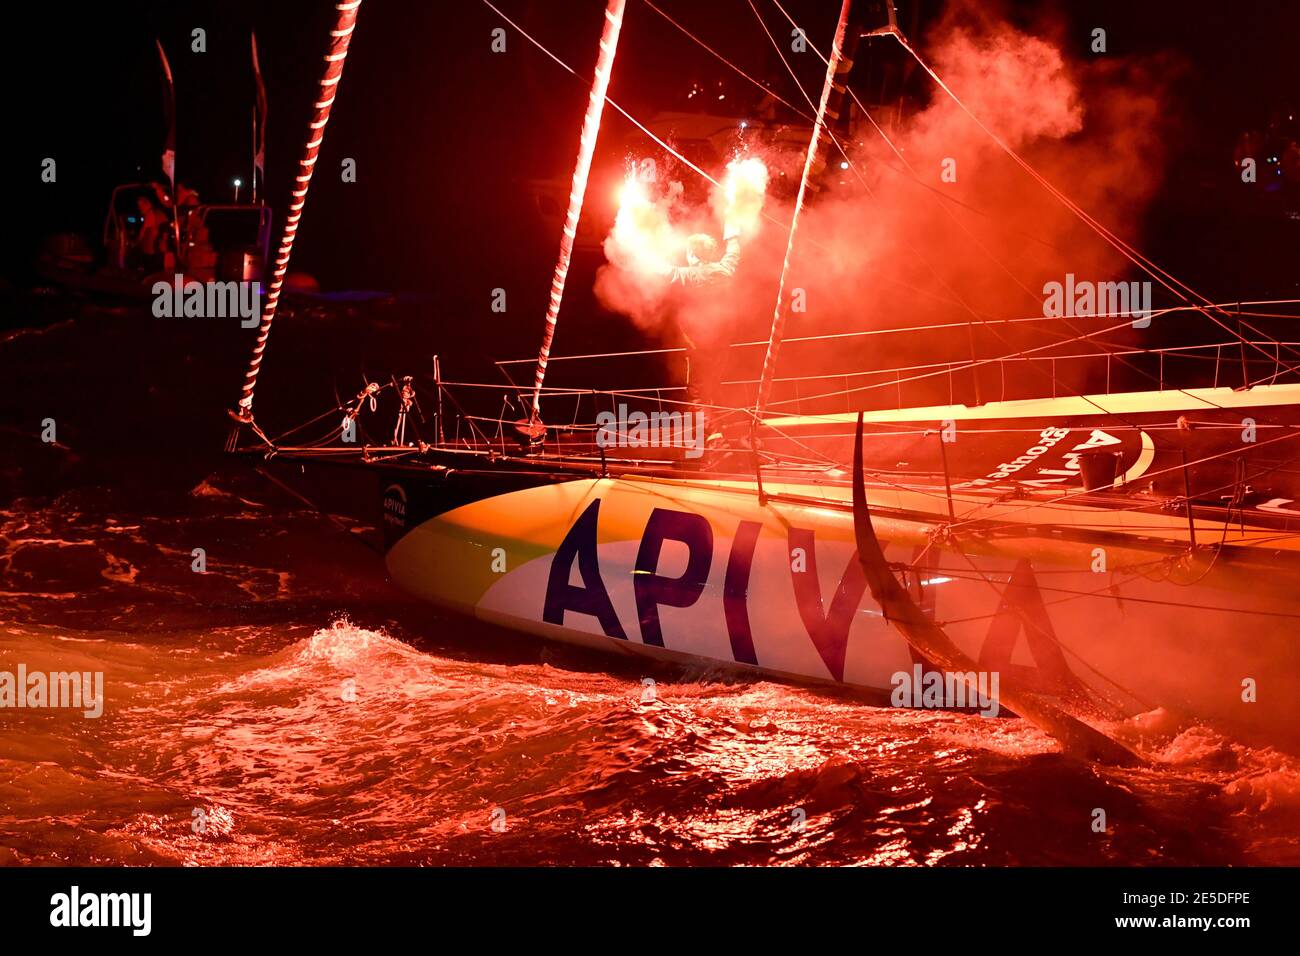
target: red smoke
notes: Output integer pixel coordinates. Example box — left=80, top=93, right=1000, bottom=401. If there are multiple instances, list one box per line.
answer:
left=595, top=0, right=1180, bottom=411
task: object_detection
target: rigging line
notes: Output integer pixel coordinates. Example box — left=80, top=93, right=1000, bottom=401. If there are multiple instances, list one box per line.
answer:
left=926, top=555, right=1263, bottom=718
left=253, top=465, right=384, bottom=556
left=948, top=294, right=1222, bottom=431
left=748, top=1, right=1196, bottom=432
left=476, top=3, right=981, bottom=395
left=265, top=404, right=347, bottom=446
left=766, top=307, right=1300, bottom=414
left=922, top=552, right=1176, bottom=580
left=764, top=0, right=1040, bottom=257
left=939, top=570, right=1300, bottom=622
left=490, top=303, right=1300, bottom=366
left=228, top=0, right=363, bottom=435
left=269, top=379, right=398, bottom=447
left=478, top=0, right=938, bottom=307
left=657, top=0, right=1082, bottom=261
left=744, top=0, right=1000, bottom=403
left=694, top=460, right=966, bottom=507
left=640, top=0, right=812, bottom=122
left=511, top=4, right=988, bottom=320
left=742, top=0, right=827, bottom=125
left=763, top=4, right=1288, bottom=430
left=436, top=404, right=964, bottom=507
left=943, top=544, right=1157, bottom=711
left=749, top=419, right=845, bottom=468
left=725, top=108, right=989, bottom=310
left=766, top=311, right=1166, bottom=407
left=417, top=380, right=495, bottom=449
left=853, top=144, right=1066, bottom=253
left=766, top=0, right=1044, bottom=306
left=852, top=422, right=1142, bottom=760
left=884, top=28, right=1300, bottom=378
left=751, top=0, right=854, bottom=417
left=775, top=0, right=1174, bottom=308
left=1028, top=419, right=1300, bottom=514
left=754, top=339, right=1300, bottom=384
left=772, top=0, right=1300, bottom=412
left=478, top=0, right=719, bottom=189
left=528, top=0, right=628, bottom=421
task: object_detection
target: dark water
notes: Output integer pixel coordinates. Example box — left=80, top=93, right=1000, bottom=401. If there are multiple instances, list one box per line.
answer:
left=1, top=295, right=1298, bottom=866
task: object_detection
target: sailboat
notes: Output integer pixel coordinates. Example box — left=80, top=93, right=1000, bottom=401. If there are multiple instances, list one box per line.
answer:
left=227, top=0, right=1300, bottom=759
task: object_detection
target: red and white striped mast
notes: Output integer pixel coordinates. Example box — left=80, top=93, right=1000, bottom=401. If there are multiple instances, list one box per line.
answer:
left=525, top=0, right=628, bottom=432
left=228, top=0, right=363, bottom=445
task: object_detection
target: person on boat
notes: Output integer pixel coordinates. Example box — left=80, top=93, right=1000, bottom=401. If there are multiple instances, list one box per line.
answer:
left=132, top=194, right=169, bottom=271
left=656, top=223, right=741, bottom=427
left=607, top=157, right=765, bottom=445
left=172, top=182, right=201, bottom=263
left=663, top=228, right=740, bottom=289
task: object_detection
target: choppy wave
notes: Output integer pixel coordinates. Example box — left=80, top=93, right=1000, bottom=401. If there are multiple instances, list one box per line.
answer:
left=4, top=602, right=1298, bottom=865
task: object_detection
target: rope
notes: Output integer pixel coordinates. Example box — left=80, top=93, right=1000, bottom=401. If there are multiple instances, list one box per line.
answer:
left=884, top=28, right=1300, bottom=380
left=230, top=0, right=362, bottom=427
left=527, top=0, right=627, bottom=422
left=757, top=3, right=1283, bottom=432
left=752, top=0, right=1300, bottom=440
left=478, top=0, right=720, bottom=190
left=753, top=0, right=853, bottom=417
left=640, top=0, right=811, bottom=122
left=492, top=301, right=1300, bottom=367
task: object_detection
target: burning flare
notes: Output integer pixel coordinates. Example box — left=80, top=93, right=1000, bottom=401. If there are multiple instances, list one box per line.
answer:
left=608, top=170, right=682, bottom=275
left=606, top=156, right=768, bottom=277
left=720, top=156, right=769, bottom=236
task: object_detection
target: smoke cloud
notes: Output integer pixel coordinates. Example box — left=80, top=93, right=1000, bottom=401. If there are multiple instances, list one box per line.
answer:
left=594, top=0, right=1179, bottom=411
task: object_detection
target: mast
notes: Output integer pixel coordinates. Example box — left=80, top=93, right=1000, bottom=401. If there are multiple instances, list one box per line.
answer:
left=155, top=39, right=181, bottom=264
left=228, top=0, right=362, bottom=438
left=251, top=31, right=268, bottom=204
left=527, top=0, right=627, bottom=425
left=752, top=0, right=853, bottom=418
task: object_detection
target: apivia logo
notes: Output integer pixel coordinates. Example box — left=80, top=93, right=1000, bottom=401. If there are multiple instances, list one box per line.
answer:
left=50, top=886, right=151, bottom=936
left=383, top=484, right=408, bottom=528
left=152, top=274, right=262, bottom=327
left=959, top=428, right=1146, bottom=489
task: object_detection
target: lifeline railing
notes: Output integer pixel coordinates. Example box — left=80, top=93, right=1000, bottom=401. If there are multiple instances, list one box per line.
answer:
left=495, top=300, right=1300, bottom=408
left=249, top=337, right=1300, bottom=465
left=241, top=296, right=1300, bottom=465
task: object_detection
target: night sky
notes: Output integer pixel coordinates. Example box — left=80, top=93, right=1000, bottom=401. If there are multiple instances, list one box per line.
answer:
left=4, top=0, right=1298, bottom=295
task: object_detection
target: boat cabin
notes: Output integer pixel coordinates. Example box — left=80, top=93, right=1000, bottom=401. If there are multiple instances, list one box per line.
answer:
left=101, top=182, right=271, bottom=281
